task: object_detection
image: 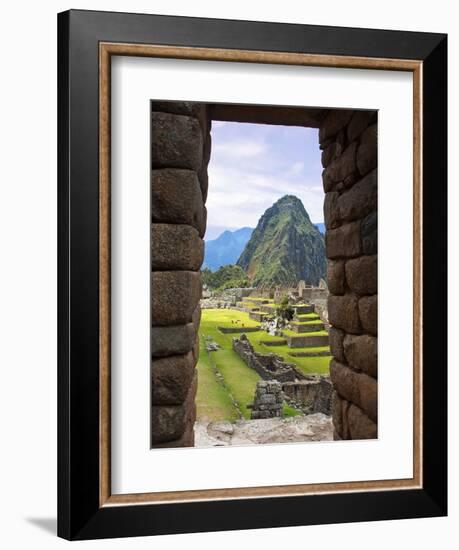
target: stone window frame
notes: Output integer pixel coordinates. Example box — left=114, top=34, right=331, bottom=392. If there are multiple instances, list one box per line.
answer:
left=150, top=101, right=378, bottom=448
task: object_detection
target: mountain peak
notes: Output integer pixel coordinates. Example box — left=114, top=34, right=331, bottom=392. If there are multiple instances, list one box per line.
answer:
left=276, top=194, right=302, bottom=205
left=237, top=196, right=325, bottom=286
left=260, top=194, right=311, bottom=223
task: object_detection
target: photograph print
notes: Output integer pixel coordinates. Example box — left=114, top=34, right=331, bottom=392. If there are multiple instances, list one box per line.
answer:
left=150, top=101, right=377, bottom=449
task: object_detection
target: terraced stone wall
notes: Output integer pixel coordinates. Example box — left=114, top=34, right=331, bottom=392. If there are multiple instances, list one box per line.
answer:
left=319, top=109, right=378, bottom=440
left=150, top=101, right=211, bottom=448
left=232, top=334, right=299, bottom=383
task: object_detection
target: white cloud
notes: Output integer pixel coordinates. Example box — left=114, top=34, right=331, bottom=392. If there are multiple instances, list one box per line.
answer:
left=205, top=122, right=324, bottom=235
left=211, top=139, right=267, bottom=160
left=207, top=165, right=324, bottom=229
left=287, top=161, right=304, bottom=176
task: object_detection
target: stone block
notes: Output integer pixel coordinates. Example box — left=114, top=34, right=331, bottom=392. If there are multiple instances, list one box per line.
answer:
left=361, top=212, right=377, bottom=255
left=152, top=418, right=195, bottom=448
left=203, top=131, right=211, bottom=165
left=192, top=304, right=201, bottom=328
left=342, top=173, right=357, bottom=190
left=333, top=429, right=343, bottom=441
left=151, top=224, right=204, bottom=271
left=151, top=374, right=197, bottom=444
left=347, top=110, right=376, bottom=142
left=337, top=169, right=377, bottom=222
left=330, top=360, right=360, bottom=406
left=343, top=334, right=377, bottom=377
left=151, top=100, right=204, bottom=118
left=358, top=295, right=378, bottom=336
left=328, top=294, right=361, bottom=334
left=357, top=124, right=377, bottom=176
left=331, top=390, right=344, bottom=437
left=151, top=112, right=203, bottom=171
left=347, top=403, right=377, bottom=440
left=319, top=109, right=353, bottom=144
left=330, top=360, right=377, bottom=422
left=199, top=167, right=209, bottom=204
left=151, top=101, right=209, bottom=136
left=322, top=142, right=357, bottom=192
left=151, top=350, right=197, bottom=405
left=146, top=311, right=196, bottom=364
left=357, top=372, right=377, bottom=422
left=333, top=391, right=362, bottom=440
left=325, top=221, right=361, bottom=259
left=321, top=141, right=343, bottom=168
left=199, top=134, right=211, bottom=202
left=329, top=327, right=346, bottom=363
left=201, top=206, right=208, bottom=238
left=191, top=333, right=200, bottom=364
left=324, top=191, right=340, bottom=229
left=151, top=169, right=206, bottom=237
left=345, top=255, right=377, bottom=295
left=151, top=322, right=196, bottom=357
left=151, top=271, right=202, bottom=326
left=257, top=394, right=276, bottom=405
left=327, top=260, right=345, bottom=295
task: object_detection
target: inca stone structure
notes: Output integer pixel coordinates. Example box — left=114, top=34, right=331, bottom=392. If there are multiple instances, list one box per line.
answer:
left=320, top=110, right=378, bottom=440
left=232, top=334, right=299, bottom=383
left=150, top=101, right=377, bottom=447
left=150, top=102, right=210, bottom=447
left=282, top=377, right=332, bottom=415
left=233, top=334, right=332, bottom=415
left=250, top=381, right=284, bottom=419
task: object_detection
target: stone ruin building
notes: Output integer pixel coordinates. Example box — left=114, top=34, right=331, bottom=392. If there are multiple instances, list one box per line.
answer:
left=250, top=381, right=284, bottom=420
left=233, top=334, right=299, bottom=383
left=233, top=334, right=332, bottom=416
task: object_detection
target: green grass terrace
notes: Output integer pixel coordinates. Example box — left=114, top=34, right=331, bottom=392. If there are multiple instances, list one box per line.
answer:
left=196, top=308, right=332, bottom=423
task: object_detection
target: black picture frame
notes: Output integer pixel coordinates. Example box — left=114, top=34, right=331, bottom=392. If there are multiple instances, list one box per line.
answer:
left=58, top=9, right=447, bottom=540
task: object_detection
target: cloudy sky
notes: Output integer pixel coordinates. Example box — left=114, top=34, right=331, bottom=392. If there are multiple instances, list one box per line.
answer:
left=206, top=121, right=324, bottom=240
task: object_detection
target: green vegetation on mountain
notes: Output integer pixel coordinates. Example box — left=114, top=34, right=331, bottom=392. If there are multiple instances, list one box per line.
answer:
left=237, top=195, right=326, bottom=286
left=202, top=264, right=250, bottom=290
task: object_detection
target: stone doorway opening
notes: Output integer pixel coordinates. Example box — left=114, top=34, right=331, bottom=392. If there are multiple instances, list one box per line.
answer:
left=150, top=101, right=377, bottom=448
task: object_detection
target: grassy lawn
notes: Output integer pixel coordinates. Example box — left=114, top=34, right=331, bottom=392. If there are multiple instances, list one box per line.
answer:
left=196, top=308, right=331, bottom=422
left=282, top=328, right=328, bottom=338
left=295, top=313, right=321, bottom=321
left=291, top=356, right=332, bottom=375
left=198, top=309, right=262, bottom=419
left=290, top=319, right=325, bottom=326
left=196, top=336, right=239, bottom=422
left=246, top=333, right=331, bottom=375
left=287, top=346, right=331, bottom=355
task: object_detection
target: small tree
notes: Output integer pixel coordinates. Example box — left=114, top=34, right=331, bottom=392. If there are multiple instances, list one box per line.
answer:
left=276, top=296, right=294, bottom=322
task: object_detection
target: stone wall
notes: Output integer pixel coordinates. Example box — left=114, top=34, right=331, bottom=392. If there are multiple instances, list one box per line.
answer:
left=319, top=109, right=378, bottom=440
left=301, top=287, right=328, bottom=302
left=282, top=376, right=332, bottom=415
left=250, top=381, right=284, bottom=419
left=233, top=334, right=301, bottom=382
left=150, top=101, right=210, bottom=448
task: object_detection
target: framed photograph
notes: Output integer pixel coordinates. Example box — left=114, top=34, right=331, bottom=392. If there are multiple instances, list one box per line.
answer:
left=58, top=9, right=447, bottom=540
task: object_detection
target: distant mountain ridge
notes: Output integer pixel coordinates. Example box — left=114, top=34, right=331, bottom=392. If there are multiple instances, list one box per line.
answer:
left=315, top=222, right=325, bottom=235
left=203, top=227, right=253, bottom=271
left=237, top=195, right=326, bottom=286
